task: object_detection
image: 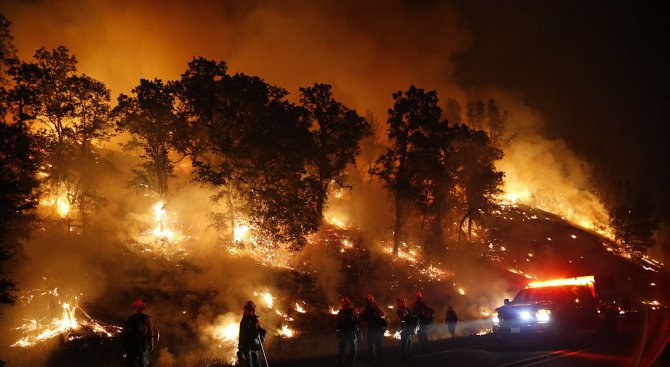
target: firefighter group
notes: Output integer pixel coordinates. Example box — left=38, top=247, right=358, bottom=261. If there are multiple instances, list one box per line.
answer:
left=121, top=292, right=459, bottom=367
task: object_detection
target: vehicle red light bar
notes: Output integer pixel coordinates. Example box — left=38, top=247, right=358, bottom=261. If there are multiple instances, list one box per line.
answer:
left=527, top=275, right=595, bottom=288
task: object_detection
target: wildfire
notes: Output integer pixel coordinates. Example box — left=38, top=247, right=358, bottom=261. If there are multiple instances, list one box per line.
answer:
left=12, top=288, right=121, bottom=348
left=329, top=307, right=339, bottom=315
left=295, top=302, right=306, bottom=313
left=277, top=325, right=295, bottom=338
left=233, top=223, right=251, bottom=242
left=39, top=188, right=72, bottom=218
left=212, top=321, right=239, bottom=344
left=151, top=201, right=174, bottom=240
left=262, top=292, right=273, bottom=309
left=324, top=213, right=348, bottom=229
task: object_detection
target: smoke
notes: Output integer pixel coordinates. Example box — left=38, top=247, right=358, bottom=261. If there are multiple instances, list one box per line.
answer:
left=0, top=1, right=627, bottom=366
left=489, top=91, right=612, bottom=235
left=3, top=0, right=470, bottom=113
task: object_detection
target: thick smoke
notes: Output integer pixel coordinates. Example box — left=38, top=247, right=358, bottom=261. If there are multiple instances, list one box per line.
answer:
left=0, top=1, right=623, bottom=365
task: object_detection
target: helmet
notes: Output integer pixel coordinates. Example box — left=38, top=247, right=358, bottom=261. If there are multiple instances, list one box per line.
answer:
left=243, top=301, right=256, bottom=311
left=131, top=299, right=148, bottom=311
left=340, top=297, right=351, bottom=307
left=366, top=294, right=375, bottom=302
left=415, top=291, right=423, bottom=299
left=396, top=297, right=406, bottom=306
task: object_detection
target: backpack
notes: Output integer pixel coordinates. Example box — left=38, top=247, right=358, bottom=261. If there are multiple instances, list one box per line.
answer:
left=125, top=314, right=151, bottom=352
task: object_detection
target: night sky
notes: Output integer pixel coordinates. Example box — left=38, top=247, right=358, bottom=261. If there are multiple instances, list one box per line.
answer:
left=454, top=0, right=670, bottom=210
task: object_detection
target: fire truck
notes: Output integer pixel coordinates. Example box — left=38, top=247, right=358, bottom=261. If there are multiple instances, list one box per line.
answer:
left=492, top=275, right=615, bottom=344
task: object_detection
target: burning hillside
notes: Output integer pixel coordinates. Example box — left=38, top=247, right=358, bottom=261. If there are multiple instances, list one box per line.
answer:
left=0, top=3, right=668, bottom=367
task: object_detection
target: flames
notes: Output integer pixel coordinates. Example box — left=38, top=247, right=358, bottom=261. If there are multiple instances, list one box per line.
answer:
left=233, top=223, right=251, bottom=242
left=39, top=188, right=72, bottom=218
left=11, top=288, right=121, bottom=348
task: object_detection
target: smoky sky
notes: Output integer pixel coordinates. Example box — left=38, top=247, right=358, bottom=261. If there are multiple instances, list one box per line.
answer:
left=2, top=0, right=668, bottom=211
left=454, top=0, right=670, bottom=211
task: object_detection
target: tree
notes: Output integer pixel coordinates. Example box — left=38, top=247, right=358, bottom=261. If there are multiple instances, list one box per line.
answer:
left=0, top=13, right=17, bottom=85
left=299, top=83, right=370, bottom=220
left=175, top=58, right=319, bottom=249
left=486, top=98, right=507, bottom=144
left=444, top=98, right=462, bottom=125
left=115, top=79, right=181, bottom=199
left=0, top=117, right=39, bottom=306
left=68, top=74, right=114, bottom=226
left=372, top=86, right=442, bottom=255
left=450, top=125, right=504, bottom=239
left=466, top=100, right=486, bottom=131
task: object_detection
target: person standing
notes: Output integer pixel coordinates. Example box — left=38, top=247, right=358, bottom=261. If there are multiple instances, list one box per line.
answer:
left=445, top=305, right=458, bottom=338
left=237, top=301, right=266, bottom=367
left=336, top=297, right=359, bottom=366
left=411, top=291, right=434, bottom=352
left=123, top=299, right=154, bottom=367
left=361, top=294, right=386, bottom=363
left=396, top=297, right=415, bottom=360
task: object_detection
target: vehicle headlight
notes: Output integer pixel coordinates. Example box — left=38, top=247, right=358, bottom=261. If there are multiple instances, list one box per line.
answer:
left=519, top=310, right=532, bottom=321
left=536, top=309, right=551, bottom=323
left=492, top=313, right=500, bottom=325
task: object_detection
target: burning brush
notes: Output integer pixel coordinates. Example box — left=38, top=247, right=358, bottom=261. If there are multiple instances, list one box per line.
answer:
left=11, top=288, right=122, bottom=348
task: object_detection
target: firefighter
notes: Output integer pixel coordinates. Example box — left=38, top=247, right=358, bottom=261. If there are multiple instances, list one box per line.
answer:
left=396, top=297, right=415, bottom=360
left=445, top=305, right=458, bottom=338
left=122, top=299, right=154, bottom=367
left=361, top=294, right=386, bottom=363
left=237, top=301, right=266, bottom=367
left=411, top=291, right=434, bottom=352
left=336, top=297, right=359, bottom=366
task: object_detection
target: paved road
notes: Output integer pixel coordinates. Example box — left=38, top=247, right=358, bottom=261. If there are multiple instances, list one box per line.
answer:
left=273, top=311, right=670, bottom=367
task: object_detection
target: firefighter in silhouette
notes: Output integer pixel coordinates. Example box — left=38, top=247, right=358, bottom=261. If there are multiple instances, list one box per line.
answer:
left=336, top=297, right=359, bottom=366
left=123, top=299, right=154, bottom=367
left=237, top=301, right=266, bottom=367
left=411, top=291, right=434, bottom=352
left=445, top=305, right=458, bottom=337
left=396, top=297, right=416, bottom=360
left=362, top=294, right=386, bottom=363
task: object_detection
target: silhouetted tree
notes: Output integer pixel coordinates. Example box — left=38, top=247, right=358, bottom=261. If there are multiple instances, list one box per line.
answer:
left=466, top=100, right=486, bottom=131
left=450, top=125, right=504, bottom=239
left=299, top=83, right=370, bottom=220
left=444, top=98, right=462, bottom=125
left=486, top=98, right=507, bottom=144
left=175, top=58, right=318, bottom=249
left=115, top=79, right=181, bottom=199
left=372, top=86, right=442, bottom=255
left=0, top=116, right=40, bottom=306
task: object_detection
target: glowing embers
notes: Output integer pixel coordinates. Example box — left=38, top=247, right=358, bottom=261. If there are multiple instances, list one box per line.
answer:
left=527, top=275, right=595, bottom=289
left=11, top=288, right=121, bottom=348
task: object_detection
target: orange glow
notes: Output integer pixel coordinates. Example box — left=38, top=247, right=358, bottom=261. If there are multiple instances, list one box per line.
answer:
left=527, top=275, right=594, bottom=288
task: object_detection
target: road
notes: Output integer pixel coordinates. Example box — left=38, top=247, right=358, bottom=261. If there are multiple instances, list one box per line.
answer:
left=273, top=311, right=670, bottom=367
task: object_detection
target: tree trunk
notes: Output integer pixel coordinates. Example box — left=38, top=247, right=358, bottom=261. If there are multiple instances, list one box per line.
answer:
left=393, top=193, right=403, bottom=255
